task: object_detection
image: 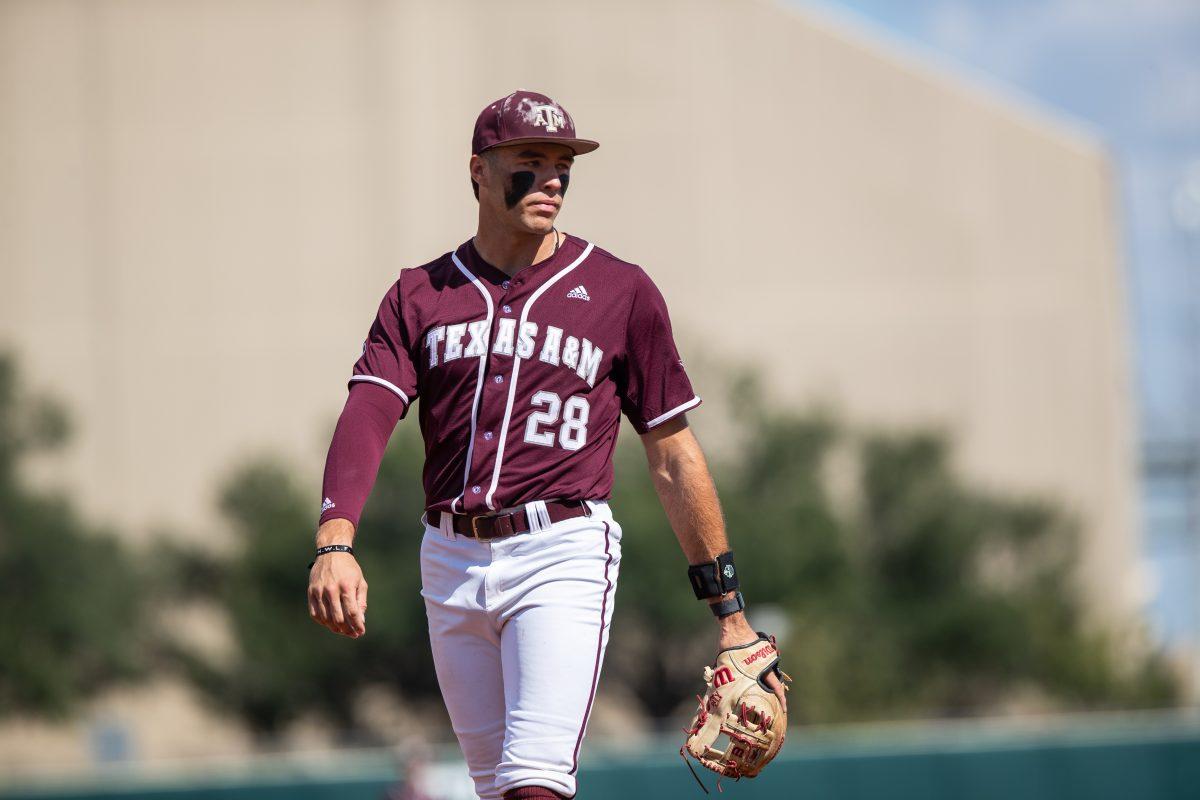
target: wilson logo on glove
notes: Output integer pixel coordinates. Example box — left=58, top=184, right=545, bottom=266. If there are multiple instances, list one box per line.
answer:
left=742, top=643, right=776, bottom=665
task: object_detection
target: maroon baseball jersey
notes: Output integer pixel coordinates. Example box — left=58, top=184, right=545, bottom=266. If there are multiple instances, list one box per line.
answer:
left=344, top=233, right=699, bottom=515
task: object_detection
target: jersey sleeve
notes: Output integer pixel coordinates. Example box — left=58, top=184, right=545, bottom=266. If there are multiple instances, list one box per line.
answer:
left=349, top=276, right=419, bottom=412
left=619, top=269, right=701, bottom=434
left=318, top=381, right=406, bottom=529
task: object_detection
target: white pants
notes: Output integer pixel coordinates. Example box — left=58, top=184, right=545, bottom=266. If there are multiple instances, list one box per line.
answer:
left=420, top=500, right=622, bottom=800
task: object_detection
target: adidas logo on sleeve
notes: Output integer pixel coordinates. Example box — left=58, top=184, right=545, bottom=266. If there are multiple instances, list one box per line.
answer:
left=566, top=285, right=590, bottom=301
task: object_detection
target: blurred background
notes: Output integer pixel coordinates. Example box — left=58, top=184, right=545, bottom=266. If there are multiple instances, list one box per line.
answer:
left=1, top=0, right=1198, bottom=797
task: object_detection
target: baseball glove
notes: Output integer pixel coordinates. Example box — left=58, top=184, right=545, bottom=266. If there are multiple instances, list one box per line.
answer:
left=681, top=633, right=790, bottom=790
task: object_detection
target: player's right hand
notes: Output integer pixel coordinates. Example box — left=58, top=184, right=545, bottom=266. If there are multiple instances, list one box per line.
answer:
left=308, top=536, right=368, bottom=638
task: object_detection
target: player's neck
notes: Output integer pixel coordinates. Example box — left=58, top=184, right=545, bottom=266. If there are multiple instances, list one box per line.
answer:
left=472, top=223, right=559, bottom=276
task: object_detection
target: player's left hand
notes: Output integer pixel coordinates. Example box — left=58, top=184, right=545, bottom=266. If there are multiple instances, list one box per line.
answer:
left=684, top=617, right=791, bottom=782
left=716, top=610, right=787, bottom=712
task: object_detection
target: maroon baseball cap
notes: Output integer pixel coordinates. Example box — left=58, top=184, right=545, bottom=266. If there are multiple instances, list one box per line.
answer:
left=471, top=90, right=599, bottom=156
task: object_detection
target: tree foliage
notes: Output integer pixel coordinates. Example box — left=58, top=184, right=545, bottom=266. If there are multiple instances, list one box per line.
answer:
left=0, top=353, right=152, bottom=718
left=171, top=423, right=441, bottom=737
left=2, top=349, right=1172, bottom=734
left=620, top=382, right=1175, bottom=725
left=179, top=375, right=1177, bottom=735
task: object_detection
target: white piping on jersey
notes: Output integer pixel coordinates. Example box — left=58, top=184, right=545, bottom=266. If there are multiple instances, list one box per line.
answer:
left=450, top=251, right=495, bottom=514
left=348, top=374, right=411, bottom=405
left=644, top=395, right=701, bottom=429
left=485, top=242, right=595, bottom=510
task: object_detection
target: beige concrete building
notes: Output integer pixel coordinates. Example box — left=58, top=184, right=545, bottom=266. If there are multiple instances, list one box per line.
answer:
left=0, top=0, right=1141, bottom=764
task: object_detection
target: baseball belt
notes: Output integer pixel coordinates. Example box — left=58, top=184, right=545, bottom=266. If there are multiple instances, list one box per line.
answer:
left=449, top=499, right=591, bottom=540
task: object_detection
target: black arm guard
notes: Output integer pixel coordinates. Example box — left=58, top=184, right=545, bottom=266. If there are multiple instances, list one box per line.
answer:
left=687, top=551, right=740, bottom=599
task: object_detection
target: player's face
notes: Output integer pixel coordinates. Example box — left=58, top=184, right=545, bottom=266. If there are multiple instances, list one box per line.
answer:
left=475, top=143, right=574, bottom=235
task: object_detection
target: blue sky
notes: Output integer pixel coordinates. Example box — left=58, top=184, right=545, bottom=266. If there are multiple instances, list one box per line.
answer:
left=793, top=0, right=1200, bottom=444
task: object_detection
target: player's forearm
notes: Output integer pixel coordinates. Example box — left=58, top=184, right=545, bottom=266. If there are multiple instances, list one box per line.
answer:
left=643, top=423, right=730, bottom=563
left=643, top=420, right=757, bottom=644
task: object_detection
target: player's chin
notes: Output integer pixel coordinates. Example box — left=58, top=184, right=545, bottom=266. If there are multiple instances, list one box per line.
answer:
left=519, top=207, right=559, bottom=232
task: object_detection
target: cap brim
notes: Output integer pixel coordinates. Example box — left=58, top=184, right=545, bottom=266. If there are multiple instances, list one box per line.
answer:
left=479, top=136, right=600, bottom=156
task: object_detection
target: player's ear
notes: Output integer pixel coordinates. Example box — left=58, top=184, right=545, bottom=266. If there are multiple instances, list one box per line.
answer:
left=465, top=154, right=489, bottom=201
left=471, top=152, right=499, bottom=201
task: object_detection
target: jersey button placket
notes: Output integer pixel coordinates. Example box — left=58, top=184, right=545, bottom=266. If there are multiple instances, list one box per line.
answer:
left=476, top=275, right=526, bottom=511
left=462, top=283, right=503, bottom=512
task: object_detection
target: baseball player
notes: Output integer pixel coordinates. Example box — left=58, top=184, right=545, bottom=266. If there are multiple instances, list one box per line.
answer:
left=307, top=90, right=786, bottom=800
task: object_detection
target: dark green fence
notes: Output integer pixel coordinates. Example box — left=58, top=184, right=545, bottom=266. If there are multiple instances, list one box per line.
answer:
left=5, top=716, right=1199, bottom=800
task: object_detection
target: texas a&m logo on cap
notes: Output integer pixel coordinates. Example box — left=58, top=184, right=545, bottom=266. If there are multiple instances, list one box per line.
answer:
left=520, top=98, right=566, bottom=133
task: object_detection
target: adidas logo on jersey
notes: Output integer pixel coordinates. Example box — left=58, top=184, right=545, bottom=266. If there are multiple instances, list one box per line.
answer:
left=321, top=497, right=335, bottom=512
left=566, top=285, right=590, bottom=302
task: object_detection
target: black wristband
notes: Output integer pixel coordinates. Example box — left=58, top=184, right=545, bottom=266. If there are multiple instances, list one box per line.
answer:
left=308, top=544, right=354, bottom=570
left=687, top=551, right=740, bottom=600
left=709, top=591, right=745, bottom=619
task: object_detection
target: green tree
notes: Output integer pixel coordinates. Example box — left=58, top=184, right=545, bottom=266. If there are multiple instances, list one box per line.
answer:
left=608, top=380, right=1176, bottom=725
left=185, top=374, right=1177, bottom=734
left=846, top=430, right=1175, bottom=716
left=0, top=353, right=152, bottom=718
left=604, top=392, right=854, bottom=722
left=173, top=422, right=441, bottom=737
